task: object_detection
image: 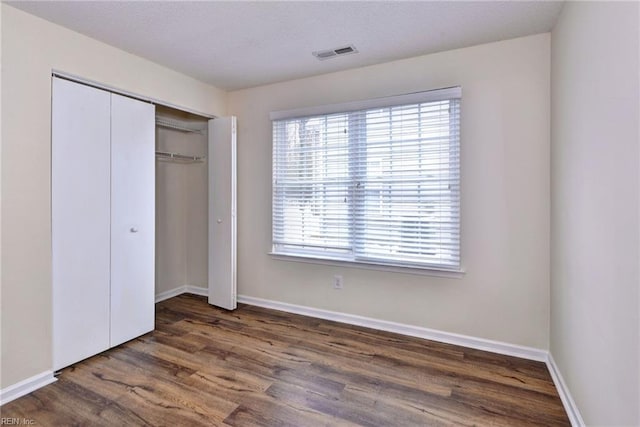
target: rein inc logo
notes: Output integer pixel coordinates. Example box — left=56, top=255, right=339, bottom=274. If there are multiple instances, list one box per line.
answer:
left=0, top=419, right=35, bottom=425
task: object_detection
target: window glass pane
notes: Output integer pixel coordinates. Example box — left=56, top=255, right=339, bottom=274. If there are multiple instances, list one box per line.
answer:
left=355, top=100, right=459, bottom=267
left=273, top=114, right=351, bottom=255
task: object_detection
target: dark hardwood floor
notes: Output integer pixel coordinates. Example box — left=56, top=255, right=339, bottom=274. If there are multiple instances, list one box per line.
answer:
left=2, top=294, right=570, bottom=426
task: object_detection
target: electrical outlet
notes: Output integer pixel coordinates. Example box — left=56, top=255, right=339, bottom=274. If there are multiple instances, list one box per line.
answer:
left=333, top=275, right=343, bottom=289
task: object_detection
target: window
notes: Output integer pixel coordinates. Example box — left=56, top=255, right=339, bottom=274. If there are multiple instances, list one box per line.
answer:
left=271, top=87, right=461, bottom=271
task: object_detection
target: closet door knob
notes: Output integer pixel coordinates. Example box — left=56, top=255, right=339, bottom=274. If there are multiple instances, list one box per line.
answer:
left=130, top=227, right=139, bottom=233
left=217, top=219, right=222, bottom=224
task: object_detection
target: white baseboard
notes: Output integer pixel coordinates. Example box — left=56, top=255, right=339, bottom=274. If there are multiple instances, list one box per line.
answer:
left=546, top=353, right=585, bottom=427
left=155, top=286, right=188, bottom=303
left=0, top=371, right=57, bottom=406
left=236, top=295, right=548, bottom=362
left=156, top=285, right=208, bottom=303
left=184, top=285, right=207, bottom=297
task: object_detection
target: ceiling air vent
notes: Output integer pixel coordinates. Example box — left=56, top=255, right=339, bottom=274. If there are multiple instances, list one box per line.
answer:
left=313, top=44, right=358, bottom=61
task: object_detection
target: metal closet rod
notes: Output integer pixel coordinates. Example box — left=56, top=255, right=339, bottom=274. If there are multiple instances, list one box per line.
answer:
left=155, top=151, right=206, bottom=162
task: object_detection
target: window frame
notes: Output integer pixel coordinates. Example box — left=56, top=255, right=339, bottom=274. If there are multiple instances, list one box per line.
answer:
left=270, top=87, right=462, bottom=274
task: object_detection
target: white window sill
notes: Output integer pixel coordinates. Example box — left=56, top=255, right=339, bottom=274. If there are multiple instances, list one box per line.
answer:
left=268, top=252, right=466, bottom=279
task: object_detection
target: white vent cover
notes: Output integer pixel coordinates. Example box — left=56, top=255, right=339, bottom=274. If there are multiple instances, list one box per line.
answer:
left=312, top=44, right=358, bottom=61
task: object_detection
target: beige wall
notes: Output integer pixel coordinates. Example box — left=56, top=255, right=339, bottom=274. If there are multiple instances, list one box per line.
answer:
left=184, top=156, right=209, bottom=290
left=550, top=2, right=640, bottom=425
left=0, top=4, right=226, bottom=388
left=229, top=34, right=551, bottom=349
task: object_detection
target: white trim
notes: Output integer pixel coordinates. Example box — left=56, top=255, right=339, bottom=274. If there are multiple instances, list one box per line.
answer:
left=155, top=286, right=188, bottom=303
left=155, top=285, right=208, bottom=303
left=184, top=285, right=208, bottom=297
left=546, top=353, right=585, bottom=427
left=52, top=70, right=216, bottom=119
left=0, top=371, right=57, bottom=406
left=270, top=86, right=462, bottom=120
left=269, top=252, right=465, bottom=279
left=236, top=295, right=547, bottom=362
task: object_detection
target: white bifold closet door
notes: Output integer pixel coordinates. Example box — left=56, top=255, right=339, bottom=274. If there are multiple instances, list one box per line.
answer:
left=52, top=78, right=111, bottom=370
left=52, top=77, right=155, bottom=370
left=110, top=93, right=155, bottom=347
left=208, top=117, right=237, bottom=310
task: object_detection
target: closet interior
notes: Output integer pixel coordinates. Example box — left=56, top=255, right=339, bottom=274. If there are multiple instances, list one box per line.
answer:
left=155, top=106, right=209, bottom=297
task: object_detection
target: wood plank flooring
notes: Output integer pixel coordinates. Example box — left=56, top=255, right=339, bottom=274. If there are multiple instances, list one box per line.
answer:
left=2, top=294, right=570, bottom=426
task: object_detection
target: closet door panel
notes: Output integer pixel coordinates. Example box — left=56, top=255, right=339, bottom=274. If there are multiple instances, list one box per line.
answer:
left=110, top=93, right=155, bottom=347
left=52, top=77, right=111, bottom=370
left=208, top=117, right=237, bottom=310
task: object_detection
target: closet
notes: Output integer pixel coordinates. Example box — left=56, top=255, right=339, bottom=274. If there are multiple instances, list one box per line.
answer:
left=52, top=76, right=236, bottom=371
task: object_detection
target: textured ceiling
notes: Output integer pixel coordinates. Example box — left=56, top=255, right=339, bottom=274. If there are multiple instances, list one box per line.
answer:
left=7, top=1, right=563, bottom=91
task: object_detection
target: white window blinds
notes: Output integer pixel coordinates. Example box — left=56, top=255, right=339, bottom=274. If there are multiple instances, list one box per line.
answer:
left=272, top=87, right=461, bottom=271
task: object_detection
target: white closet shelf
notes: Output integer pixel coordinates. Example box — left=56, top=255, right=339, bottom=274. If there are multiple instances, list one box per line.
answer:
left=156, top=116, right=206, bottom=134
left=155, top=150, right=205, bottom=163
